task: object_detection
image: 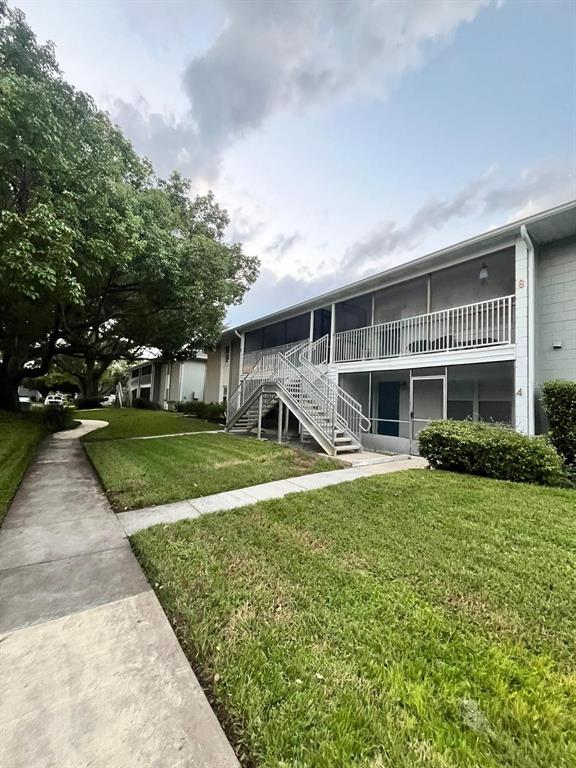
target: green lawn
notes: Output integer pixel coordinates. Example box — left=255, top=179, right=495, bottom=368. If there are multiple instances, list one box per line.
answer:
left=77, top=407, right=220, bottom=441
left=0, top=410, right=48, bottom=523
left=86, top=433, right=340, bottom=510
left=132, top=470, right=576, bottom=768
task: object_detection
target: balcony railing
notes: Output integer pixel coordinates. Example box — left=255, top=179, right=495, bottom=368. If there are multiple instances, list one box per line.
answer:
left=242, top=340, right=307, bottom=374
left=333, top=295, right=515, bottom=364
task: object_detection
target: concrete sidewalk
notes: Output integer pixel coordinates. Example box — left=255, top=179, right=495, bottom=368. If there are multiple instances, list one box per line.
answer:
left=118, top=456, right=428, bottom=536
left=0, top=422, right=239, bottom=768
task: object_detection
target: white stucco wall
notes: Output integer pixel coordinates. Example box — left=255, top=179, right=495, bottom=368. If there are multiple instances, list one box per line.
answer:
left=204, top=348, right=222, bottom=403
left=180, top=360, right=206, bottom=402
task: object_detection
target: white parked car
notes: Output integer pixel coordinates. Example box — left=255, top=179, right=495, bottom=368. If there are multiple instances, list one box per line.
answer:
left=101, top=394, right=116, bottom=406
left=44, top=393, right=66, bottom=407
left=18, top=395, right=32, bottom=412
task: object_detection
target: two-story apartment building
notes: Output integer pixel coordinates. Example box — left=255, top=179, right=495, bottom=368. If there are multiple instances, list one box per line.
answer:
left=207, top=201, right=576, bottom=455
left=128, top=355, right=207, bottom=409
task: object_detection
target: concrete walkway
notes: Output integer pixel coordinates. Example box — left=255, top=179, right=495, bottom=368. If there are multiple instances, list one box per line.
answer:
left=118, top=456, right=428, bottom=536
left=0, top=422, right=239, bottom=768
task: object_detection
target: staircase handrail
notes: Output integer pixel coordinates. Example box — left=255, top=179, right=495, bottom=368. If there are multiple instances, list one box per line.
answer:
left=227, top=334, right=369, bottom=449
left=227, top=339, right=309, bottom=419
left=293, top=336, right=370, bottom=440
left=274, top=349, right=341, bottom=444
left=298, top=353, right=371, bottom=433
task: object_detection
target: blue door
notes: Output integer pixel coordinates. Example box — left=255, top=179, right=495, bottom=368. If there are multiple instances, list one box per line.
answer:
left=378, top=382, right=400, bottom=436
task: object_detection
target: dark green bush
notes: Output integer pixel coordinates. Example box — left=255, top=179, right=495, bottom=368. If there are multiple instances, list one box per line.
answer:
left=41, top=404, right=76, bottom=431
left=175, top=400, right=197, bottom=415
left=75, top=397, right=103, bottom=409
left=204, top=402, right=226, bottom=423
left=542, top=379, right=576, bottom=467
left=175, top=400, right=225, bottom=423
left=132, top=397, right=157, bottom=410
left=418, top=420, right=566, bottom=486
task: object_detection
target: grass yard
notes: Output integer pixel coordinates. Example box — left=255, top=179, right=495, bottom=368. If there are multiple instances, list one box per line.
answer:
left=132, top=470, right=576, bottom=768
left=86, top=432, right=340, bottom=510
left=0, top=411, right=48, bottom=523
left=77, top=407, right=220, bottom=441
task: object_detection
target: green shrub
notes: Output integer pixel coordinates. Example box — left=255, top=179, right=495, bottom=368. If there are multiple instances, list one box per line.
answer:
left=132, top=397, right=157, bottom=410
left=41, top=404, right=76, bottom=431
left=175, top=400, right=198, bottom=415
left=418, top=420, right=566, bottom=486
left=542, top=379, right=576, bottom=467
left=204, top=401, right=226, bottom=423
left=175, top=400, right=225, bottom=423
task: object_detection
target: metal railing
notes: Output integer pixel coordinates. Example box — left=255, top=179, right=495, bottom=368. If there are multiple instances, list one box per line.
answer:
left=333, top=295, right=515, bottom=363
left=297, top=354, right=370, bottom=444
left=242, top=340, right=305, bottom=374
left=227, top=336, right=368, bottom=449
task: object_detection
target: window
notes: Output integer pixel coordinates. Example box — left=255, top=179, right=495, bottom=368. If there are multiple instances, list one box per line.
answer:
left=335, top=295, right=371, bottom=332
left=447, top=362, right=514, bottom=425
left=222, top=385, right=228, bottom=404
left=285, top=313, right=310, bottom=343
left=224, top=345, right=230, bottom=363
left=245, top=313, right=311, bottom=352
left=313, top=308, right=331, bottom=340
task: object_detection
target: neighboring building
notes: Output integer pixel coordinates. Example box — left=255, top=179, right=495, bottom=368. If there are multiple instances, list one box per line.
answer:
left=17, top=385, right=42, bottom=402
left=204, top=329, right=239, bottom=405
left=129, top=354, right=207, bottom=409
left=211, top=201, right=576, bottom=456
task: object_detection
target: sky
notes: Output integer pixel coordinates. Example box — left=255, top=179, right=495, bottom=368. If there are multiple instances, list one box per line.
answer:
left=15, top=0, right=576, bottom=326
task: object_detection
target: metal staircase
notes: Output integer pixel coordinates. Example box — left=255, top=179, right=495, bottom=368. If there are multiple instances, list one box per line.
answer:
left=226, top=336, right=370, bottom=456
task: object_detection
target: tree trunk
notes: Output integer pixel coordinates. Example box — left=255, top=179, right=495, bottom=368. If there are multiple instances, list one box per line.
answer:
left=81, top=357, right=104, bottom=399
left=0, top=371, right=21, bottom=412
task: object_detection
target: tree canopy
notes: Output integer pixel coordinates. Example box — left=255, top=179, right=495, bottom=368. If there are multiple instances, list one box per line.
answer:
left=0, top=2, right=259, bottom=408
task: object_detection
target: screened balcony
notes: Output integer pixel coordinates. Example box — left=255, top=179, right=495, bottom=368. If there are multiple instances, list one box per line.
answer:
left=333, top=295, right=515, bottom=364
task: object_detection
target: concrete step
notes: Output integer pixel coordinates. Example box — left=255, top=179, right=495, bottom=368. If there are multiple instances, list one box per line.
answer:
left=335, top=444, right=362, bottom=453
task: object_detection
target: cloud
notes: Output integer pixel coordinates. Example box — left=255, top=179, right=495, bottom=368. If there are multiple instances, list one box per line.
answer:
left=113, top=0, right=492, bottom=180
left=227, top=266, right=343, bottom=326
left=344, top=164, right=574, bottom=273
left=112, top=98, right=216, bottom=179
left=264, top=232, right=301, bottom=257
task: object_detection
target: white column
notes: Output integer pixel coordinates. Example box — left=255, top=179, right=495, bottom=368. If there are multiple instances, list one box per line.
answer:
left=514, top=233, right=535, bottom=434
left=309, top=310, right=314, bottom=344
left=329, top=303, right=336, bottom=364
left=277, top=400, right=283, bottom=443
left=257, top=394, right=262, bottom=439
left=368, top=371, right=373, bottom=434
left=238, top=332, right=245, bottom=385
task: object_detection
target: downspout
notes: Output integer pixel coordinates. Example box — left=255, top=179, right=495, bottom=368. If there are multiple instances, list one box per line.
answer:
left=520, top=224, right=535, bottom=435
left=166, top=363, right=171, bottom=410
left=178, top=362, right=184, bottom=403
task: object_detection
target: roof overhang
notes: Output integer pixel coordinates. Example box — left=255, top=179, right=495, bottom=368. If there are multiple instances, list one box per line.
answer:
left=233, top=199, right=576, bottom=334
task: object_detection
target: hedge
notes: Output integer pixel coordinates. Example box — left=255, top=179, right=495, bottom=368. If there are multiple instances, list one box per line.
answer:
left=132, top=397, right=158, bottom=410
left=542, top=379, right=576, bottom=467
left=175, top=400, right=225, bottom=423
left=418, top=420, right=566, bottom=486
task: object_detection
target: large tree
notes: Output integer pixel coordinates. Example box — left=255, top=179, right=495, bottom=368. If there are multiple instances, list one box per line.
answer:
left=58, top=175, right=258, bottom=397
left=0, top=3, right=258, bottom=409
